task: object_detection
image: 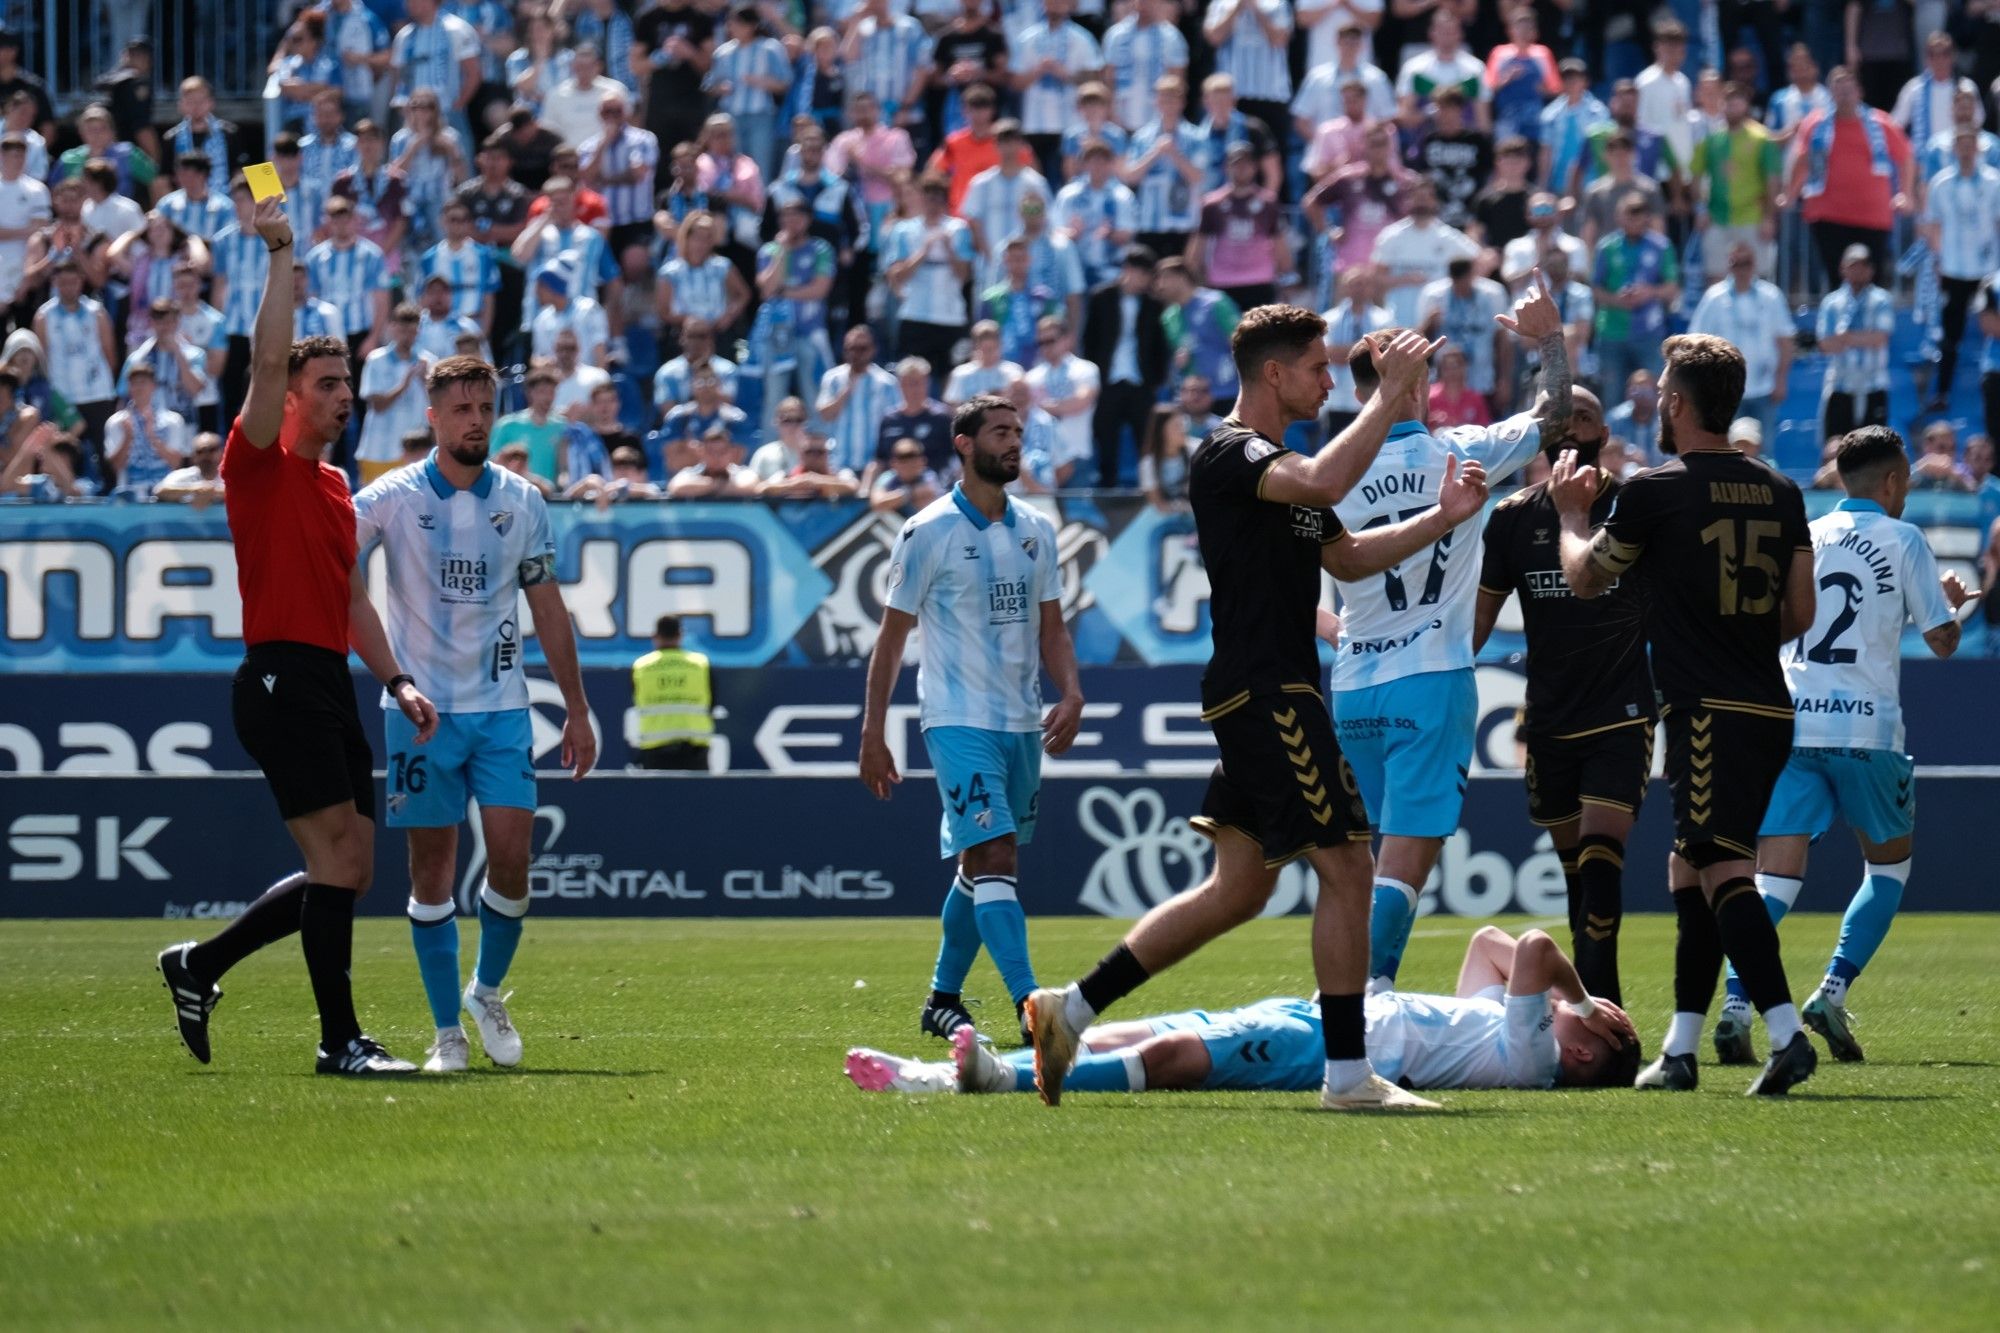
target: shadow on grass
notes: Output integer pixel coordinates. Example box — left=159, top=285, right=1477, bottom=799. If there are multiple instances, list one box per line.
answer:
left=1790, top=1092, right=1948, bottom=1103
left=1071, top=1098, right=1526, bottom=1119
left=467, top=1067, right=661, bottom=1078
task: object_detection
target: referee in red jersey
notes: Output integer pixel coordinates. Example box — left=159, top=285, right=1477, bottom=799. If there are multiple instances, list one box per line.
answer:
left=156, top=196, right=441, bottom=1077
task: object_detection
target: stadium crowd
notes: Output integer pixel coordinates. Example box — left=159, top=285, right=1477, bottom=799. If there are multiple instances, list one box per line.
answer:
left=3, top=1, right=2000, bottom=514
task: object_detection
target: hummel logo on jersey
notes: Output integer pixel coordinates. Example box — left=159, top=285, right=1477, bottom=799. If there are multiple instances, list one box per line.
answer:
left=963, top=545, right=980, bottom=560
left=261, top=674, right=276, bottom=693
left=417, top=513, right=436, bottom=530
left=489, top=510, right=514, bottom=536
left=1533, top=527, right=1550, bottom=545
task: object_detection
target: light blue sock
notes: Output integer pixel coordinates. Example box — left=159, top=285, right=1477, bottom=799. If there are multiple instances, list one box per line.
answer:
left=1830, top=860, right=1910, bottom=982
left=997, top=1045, right=1141, bottom=1093
left=929, top=874, right=981, bottom=995
left=474, top=885, right=527, bottom=991
left=1368, top=879, right=1419, bottom=982
left=1724, top=874, right=1802, bottom=1006
left=971, top=875, right=1037, bottom=1005
left=407, top=899, right=462, bottom=1028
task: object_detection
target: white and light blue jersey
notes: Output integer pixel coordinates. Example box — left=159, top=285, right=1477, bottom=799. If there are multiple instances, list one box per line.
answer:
left=570, top=4, right=636, bottom=91
left=305, top=236, right=392, bottom=336
left=816, top=361, right=900, bottom=474
left=578, top=126, right=659, bottom=226
left=1126, top=118, right=1206, bottom=232
left=319, top=0, right=391, bottom=104
left=1205, top=0, right=1292, bottom=103
left=1332, top=414, right=1543, bottom=691
left=1052, top=178, right=1137, bottom=287
left=850, top=16, right=934, bottom=112
left=884, top=215, right=975, bottom=325
left=444, top=0, right=512, bottom=83
left=705, top=36, right=790, bottom=117
left=1366, top=986, right=1561, bottom=1090
left=653, top=353, right=740, bottom=411
left=1816, top=283, right=1895, bottom=395
left=1014, top=20, right=1103, bottom=134
left=1923, top=164, right=2000, bottom=280
left=960, top=168, right=1050, bottom=258
left=356, top=344, right=435, bottom=463
left=1102, top=18, right=1188, bottom=129
left=884, top=485, right=1062, bottom=733
left=355, top=454, right=557, bottom=715
left=392, top=13, right=482, bottom=109
left=659, top=253, right=735, bottom=325
left=1785, top=500, right=1955, bottom=752
left=945, top=359, right=1023, bottom=404
left=1415, top=277, right=1509, bottom=395
left=212, top=224, right=268, bottom=337
left=299, top=129, right=361, bottom=198
left=1921, top=127, right=2000, bottom=182
left=157, top=190, right=232, bottom=242
left=295, top=296, right=346, bottom=341
left=418, top=239, right=501, bottom=321
left=35, top=297, right=116, bottom=404
left=519, top=222, right=617, bottom=330
left=1766, top=83, right=1832, bottom=138
left=416, top=310, right=486, bottom=363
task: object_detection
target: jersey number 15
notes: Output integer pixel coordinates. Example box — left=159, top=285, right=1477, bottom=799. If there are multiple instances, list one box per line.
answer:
left=1699, top=519, right=1782, bottom=617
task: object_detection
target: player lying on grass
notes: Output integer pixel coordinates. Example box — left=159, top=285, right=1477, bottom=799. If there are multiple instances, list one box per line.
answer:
left=847, top=927, right=1640, bottom=1096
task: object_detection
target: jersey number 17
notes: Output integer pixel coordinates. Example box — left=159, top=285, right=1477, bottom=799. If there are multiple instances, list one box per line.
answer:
left=1362, top=507, right=1451, bottom=610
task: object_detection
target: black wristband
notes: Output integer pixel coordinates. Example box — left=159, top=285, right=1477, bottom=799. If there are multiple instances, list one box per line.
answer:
left=266, top=237, right=291, bottom=254
left=387, top=673, right=415, bottom=694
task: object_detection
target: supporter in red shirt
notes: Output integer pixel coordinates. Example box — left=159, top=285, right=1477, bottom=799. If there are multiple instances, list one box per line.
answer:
left=928, top=83, right=1002, bottom=215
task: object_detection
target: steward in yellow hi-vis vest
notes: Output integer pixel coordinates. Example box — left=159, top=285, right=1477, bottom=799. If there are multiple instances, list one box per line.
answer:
left=632, top=615, right=713, bottom=770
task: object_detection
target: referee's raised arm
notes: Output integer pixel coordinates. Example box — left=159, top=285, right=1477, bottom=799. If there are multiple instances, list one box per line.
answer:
left=238, top=197, right=296, bottom=449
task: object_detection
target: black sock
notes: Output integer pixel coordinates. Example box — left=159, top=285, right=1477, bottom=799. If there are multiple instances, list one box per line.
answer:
left=927, top=989, right=961, bottom=1008
left=1573, top=835, right=1626, bottom=1005
left=1712, top=876, right=1794, bottom=1013
left=1558, top=851, right=1581, bottom=940
left=300, top=882, right=361, bottom=1050
left=1320, top=992, right=1366, bottom=1061
left=185, top=872, right=307, bottom=981
left=1672, top=885, right=1724, bottom=1017
left=1077, top=943, right=1150, bottom=1018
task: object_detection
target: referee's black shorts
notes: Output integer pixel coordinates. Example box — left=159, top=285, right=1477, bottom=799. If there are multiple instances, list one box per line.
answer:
left=1524, top=720, right=1655, bottom=828
left=232, top=641, right=375, bottom=823
left=1191, top=686, right=1372, bottom=869
left=1662, top=700, right=1794, bottom=869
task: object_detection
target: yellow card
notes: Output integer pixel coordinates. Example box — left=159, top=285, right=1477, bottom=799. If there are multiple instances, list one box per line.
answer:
left=244, top=161, right=286, bottom=202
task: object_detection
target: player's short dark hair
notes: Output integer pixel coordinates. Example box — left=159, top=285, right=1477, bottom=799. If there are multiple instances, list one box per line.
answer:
left=655, top=614, right=683, bottom=640
left=954, top=393, right=1017, bottom=441
left=1346, top=326, right=1413, bottom=398
left=523, top=364, right=560, bottom=390
left=1660, top=334, right=1746, bottom=434
left=1578, top=1034, right=1644, bottom=1088
left=1232, top=303, right=1327, bottom=383
left=288, top=334, right=349, bottom=377
left=176, top=150, right=210, bottom=172
left=1835, top=424, right=1907, bottom=487
left=428, top=354, right=498, bottom=400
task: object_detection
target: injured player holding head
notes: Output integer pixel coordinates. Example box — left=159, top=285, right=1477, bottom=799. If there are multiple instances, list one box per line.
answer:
left=847, top=926, right=1641, bottom=1097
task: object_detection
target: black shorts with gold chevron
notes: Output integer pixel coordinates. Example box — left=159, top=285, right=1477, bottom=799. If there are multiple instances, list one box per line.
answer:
left=1662, top=700, right=1795, bottom=868
left=1524, top=719, right=1655, bottom=829
left=1191, top=685, right=1373, bottom=869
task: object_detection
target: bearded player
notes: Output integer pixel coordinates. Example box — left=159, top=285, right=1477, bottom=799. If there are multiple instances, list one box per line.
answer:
left=860, top=394, right=1085, bottom=1047
left=1474, top=386, right=1655, bottom=1003
left=354, top=355, right=596, bottom=1073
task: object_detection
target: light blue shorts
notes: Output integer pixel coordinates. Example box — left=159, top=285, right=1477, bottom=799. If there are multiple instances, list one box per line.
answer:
left=925, top=726, right=1042, bottom=858
left=1759, top=746, right=1915, bottom=845
left=383, top=708, right=537, bottom=828
left=1332, top=669, right=1478, bottom=838
left=1163, top=997, right=1324, bottom=1092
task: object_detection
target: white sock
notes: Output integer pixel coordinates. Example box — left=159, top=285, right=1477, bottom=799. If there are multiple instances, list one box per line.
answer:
left=471, top=979, right=500, bottom=999
left=1062, top=982, right=1097, bottom=1033
left=1324, top=1058, right=1370, bottom=1094
left=1819, top=974, right=1849, bottom=1006
left=1120, top=1049, right=1148, bottom=1092
left=437, top=1024, right=464, bottom=1039
left=1665, top=1011, right=1705, bottom=1058
left=1763, top=1003, right=1802, bottom=1049
left=1754, top=873, right=1805, bottom=911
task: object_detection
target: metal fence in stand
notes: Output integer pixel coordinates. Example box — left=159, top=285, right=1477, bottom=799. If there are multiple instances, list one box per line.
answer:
left=11, top=0, right=281, bottom=115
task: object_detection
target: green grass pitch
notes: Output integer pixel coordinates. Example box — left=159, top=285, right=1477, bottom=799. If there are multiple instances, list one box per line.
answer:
left=3, top=914, right=1997, bottom=1330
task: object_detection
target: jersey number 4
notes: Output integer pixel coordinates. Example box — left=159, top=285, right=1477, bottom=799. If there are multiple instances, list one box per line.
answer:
left=1361, top=508, right=1451, bottom=610
left=1699, top=519, right=1782, bottom=617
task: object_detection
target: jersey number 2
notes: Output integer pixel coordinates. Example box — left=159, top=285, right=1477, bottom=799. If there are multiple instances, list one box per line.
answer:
left=1801, top=571, right=1864, bottom=664
left=1361, top=507, right=1451, bottom=611
left=1699, top=519, right=1783, bottom=616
